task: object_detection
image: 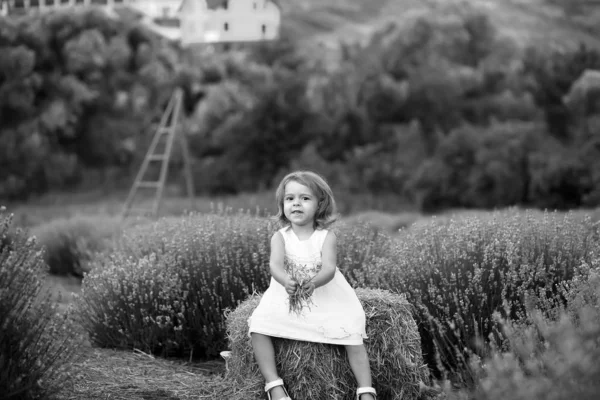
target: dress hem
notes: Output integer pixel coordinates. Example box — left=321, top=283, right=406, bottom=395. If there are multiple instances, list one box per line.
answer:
left=248, top=329, right=365, bottom=345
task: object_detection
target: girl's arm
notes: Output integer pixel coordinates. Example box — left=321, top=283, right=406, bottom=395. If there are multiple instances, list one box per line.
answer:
left=309, top=231, right=337, bottom=289
left=269, top=232, right=297, bottom=294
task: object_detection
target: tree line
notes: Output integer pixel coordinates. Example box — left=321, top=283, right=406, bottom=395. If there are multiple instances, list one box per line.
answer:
left=1, top=7, right=600, bottom=211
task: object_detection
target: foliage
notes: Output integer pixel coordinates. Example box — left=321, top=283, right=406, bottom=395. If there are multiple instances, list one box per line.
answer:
left=0, top=9, right=183, bottom=200
left=30, top=215, right=120, bottom=276
left=451, top=260, right=600, bottom=400
left=560, top=253, right=600, bottom=321
left=0, top=208, right=82, bottom=399
left=526, top=148, right=592, bottom=210
left=78, top=212, right=273, bottom=359
left=522, top=44, right=600, bottom=139
left=211, top=70, right=321, bottom=193
left=77, top=212, right=390, bottom=360
left=576, top=125, right=600, bottom=206
left=78, top=251, right=190, bottom=356
left=334, top=220, right=394, bottom=287
left=355, top=210, right=597, bottom=379
left=3, top=7, right=600, bottom=211
left=409, top=122, right=540, bottom=211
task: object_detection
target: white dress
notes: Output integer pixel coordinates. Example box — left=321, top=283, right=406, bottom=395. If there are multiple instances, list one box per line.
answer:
left=248, top=226, right=367, bottom=345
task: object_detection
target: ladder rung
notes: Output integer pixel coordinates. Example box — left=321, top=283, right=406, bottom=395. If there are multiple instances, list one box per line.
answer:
left=147, top=154, right=167, bottom=161
left=136, top=181, right=161, bottom=188
left=121, top=88, right=188, bottom=221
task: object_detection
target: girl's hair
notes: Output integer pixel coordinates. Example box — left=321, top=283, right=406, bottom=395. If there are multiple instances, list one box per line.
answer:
left=274, top=170, right=338, bottom=229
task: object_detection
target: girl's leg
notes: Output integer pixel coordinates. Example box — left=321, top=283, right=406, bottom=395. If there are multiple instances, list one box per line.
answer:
left=251, top=333, right=287, bottom=399
left=345, top=344, right=375, bottom=400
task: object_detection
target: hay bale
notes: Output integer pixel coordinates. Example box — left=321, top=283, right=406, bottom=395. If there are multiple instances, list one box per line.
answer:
left=225, top=288, right=430, bottom=400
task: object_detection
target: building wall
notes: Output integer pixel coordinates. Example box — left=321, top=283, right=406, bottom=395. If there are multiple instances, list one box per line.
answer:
left=128, top=0, right=180, bottom=19
left=4, top=0, right=280, bottom=46
left=180, top=0, right=280, bottom=45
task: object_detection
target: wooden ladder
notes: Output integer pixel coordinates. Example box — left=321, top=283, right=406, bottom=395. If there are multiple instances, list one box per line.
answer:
left=121, top=88, right=195, bottom=219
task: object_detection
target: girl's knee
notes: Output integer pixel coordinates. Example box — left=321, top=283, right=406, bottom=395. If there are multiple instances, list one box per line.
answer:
left=345, top=344, right=367, bottom=354
left=251, top=332, right=275, bottom=346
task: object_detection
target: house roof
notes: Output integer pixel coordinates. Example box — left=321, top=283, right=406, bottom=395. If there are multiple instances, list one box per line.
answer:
left=205, top=0, right=280, bottom=10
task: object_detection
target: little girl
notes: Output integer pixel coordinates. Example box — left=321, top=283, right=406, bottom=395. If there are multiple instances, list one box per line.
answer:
left=248, top=171, right=376, bottom=400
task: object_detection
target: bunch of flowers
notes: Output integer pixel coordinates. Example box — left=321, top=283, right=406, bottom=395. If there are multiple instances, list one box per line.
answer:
left=285, top=257, right=319, bottom=315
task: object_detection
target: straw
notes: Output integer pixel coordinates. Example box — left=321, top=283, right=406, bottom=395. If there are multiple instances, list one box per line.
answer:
left=225, top=288, right=432, bottom=399
left=53, top=288, right=435, bottom=399
left=288, top=278, right=315, bottom=315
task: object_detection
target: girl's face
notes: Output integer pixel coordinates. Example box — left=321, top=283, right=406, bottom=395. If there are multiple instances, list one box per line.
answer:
left=283, top=180, right=319, bottom=228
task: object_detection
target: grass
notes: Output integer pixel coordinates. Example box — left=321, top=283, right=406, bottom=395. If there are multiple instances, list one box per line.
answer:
left=54, top=347, right=227, bottom=400
left=5, top=188, right=418, bottom=229
left=42, top=274, right=82, bottom=314
left=4, top=189, right=278, bottom=229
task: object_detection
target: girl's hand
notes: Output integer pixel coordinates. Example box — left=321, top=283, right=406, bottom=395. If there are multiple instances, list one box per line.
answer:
left=284, top=277, right=298, bottom=295
left=303, top=281, right=315, bottom=297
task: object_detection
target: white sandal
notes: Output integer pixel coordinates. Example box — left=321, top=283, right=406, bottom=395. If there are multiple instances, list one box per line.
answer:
left=265, top=378, right=292, bottom=400
left=356, top=386, right=377, bottom=400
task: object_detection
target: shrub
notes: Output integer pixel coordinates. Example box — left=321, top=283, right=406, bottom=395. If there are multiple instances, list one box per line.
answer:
left=465, top=122, right=538, bottom=208
left=225, top=288, right=430, bottom=400
left=526, top=149, right=592, bottom=210
left=334, top=220, right=395, bottom=288
left=408, top=122, right=542, bottom=211
left=78, top=251, right=189, bottom=356
left=214, top=72, right=320, bottom=193
left=78, top=211, right=391, bottom=360
left=78, top=212, right=274, bottom=359
left=459, top=304, right=600, bottom=400
left=358, top=210, right=598, bottom=378
left=31, top=215, right=120, bottom=276
left=0, top=207, right=82, bottom=399
left=522, top=44, right=600, bottom=139
left=579, top=133, right=600, bottom=207
left=560, top=253, right=600, bottom=321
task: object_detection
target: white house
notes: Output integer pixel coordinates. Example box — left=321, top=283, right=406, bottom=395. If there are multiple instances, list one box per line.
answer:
left=178, top=0, right=280, bottom=46
left=2, top=0, right=280, bottom=46
left=127, top=0, right=180, bottom=20
left=1, top=0, right=9, bottom=16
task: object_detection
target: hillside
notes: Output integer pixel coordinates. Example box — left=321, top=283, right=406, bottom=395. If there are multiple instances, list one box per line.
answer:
left=112, top=0, right=600, bottom=66
left=279, top=0, right=600, bottom=64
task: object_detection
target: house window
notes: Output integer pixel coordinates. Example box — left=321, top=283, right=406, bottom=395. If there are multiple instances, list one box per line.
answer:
left=222, top=0, right=228, bottom=9
left=30, top=0, right=39, bottom=6
left=252, top=1, right=256, bottom=9
left=44, top=0, right=53, bottom=5
left=60, top=0, right=69, bottom=4
left=261, top=24, right=266, bottom=34
left=224, top=22, right=229, bottom=31
left=13, top=0, right=24, bottom=8
left=75, top=0, right=83, bottom=4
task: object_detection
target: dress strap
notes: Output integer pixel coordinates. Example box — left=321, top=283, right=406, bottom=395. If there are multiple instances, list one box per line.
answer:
left=314, top=229, right=329, bottom=251
left=278, top=226, right=291, bottom=246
